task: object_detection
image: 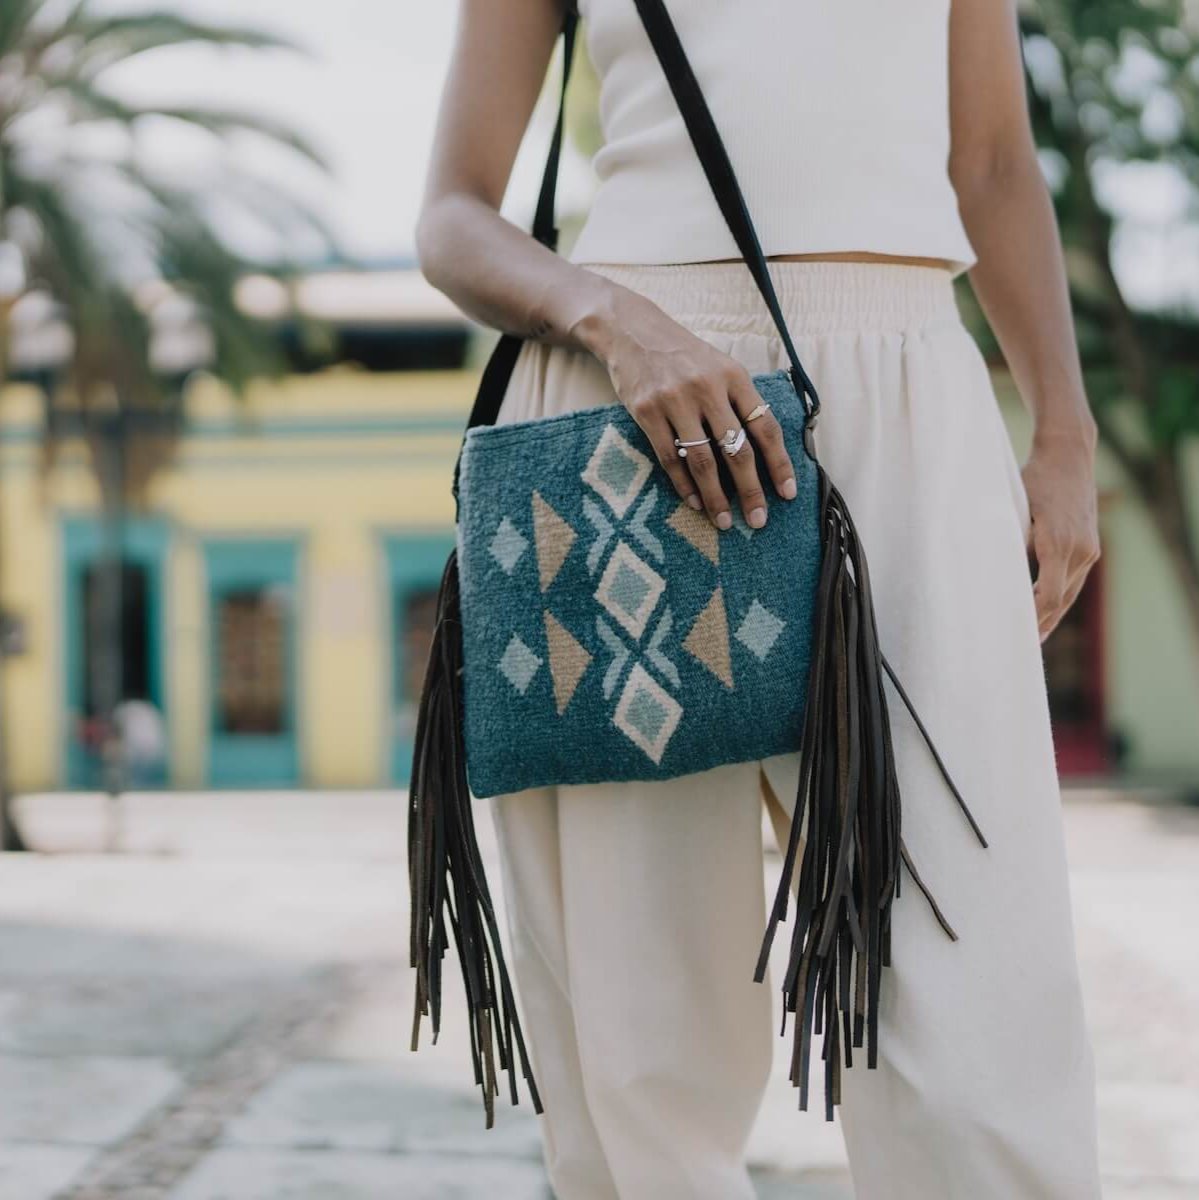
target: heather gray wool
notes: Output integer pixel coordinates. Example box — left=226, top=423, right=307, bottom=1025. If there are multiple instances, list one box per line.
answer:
left=456, top=369, right=821, bottom=798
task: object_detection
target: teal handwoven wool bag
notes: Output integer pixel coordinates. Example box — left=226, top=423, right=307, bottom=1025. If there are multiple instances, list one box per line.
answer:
left=410, top=0, right=985, bottom=1130
left=457, top=369, right=821, bottom=798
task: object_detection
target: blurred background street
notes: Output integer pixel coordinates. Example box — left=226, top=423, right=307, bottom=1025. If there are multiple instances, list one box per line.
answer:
left=0, top=787, right=1196, bottom=1199
left=2, top=0, right=1199, bottom=1197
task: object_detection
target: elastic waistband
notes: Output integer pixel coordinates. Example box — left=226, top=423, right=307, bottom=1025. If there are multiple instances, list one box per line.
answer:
left=577, top=261, right=960, bottom=337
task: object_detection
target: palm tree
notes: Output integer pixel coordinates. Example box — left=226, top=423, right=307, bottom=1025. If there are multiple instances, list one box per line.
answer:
left=0, top=1, right=333, bottom=848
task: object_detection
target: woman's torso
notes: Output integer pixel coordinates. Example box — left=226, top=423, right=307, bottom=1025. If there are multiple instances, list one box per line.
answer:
left=568, top=0, right=977, bottom=275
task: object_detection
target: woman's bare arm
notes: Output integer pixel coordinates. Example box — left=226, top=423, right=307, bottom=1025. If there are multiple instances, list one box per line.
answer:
left=949, top=0, right=1101, bottom=641
left=416, top=0, right=604, bottom=342
left=416, top=0, right=798, bottom=531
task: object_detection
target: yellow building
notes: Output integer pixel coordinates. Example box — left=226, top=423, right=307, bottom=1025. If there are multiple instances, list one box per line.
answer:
left=0, top=356, right=474, bottom=792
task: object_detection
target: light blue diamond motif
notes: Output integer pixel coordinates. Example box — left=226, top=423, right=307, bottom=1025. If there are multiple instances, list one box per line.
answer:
left=625, top=688, right=668, bottom=741
left=729, top=507, right=757, bottom=540
left=735, top=600, right=785, bottom=662
left=489, top=517, right=528, bottom=574
left=498, top=634, right=542, bottom=695
left=597, top=443, right=639, bottom=494
left=609, top=562, right=651, bottom=617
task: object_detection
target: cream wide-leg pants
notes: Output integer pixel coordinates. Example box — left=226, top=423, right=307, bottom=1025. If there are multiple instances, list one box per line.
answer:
left=486, top=263, right=1101, bottom=1200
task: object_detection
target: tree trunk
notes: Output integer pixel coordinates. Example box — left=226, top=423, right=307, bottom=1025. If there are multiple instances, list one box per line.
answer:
left=0, top=298, right=28, bottom=852
left=93, top=421, right=127, bottom=851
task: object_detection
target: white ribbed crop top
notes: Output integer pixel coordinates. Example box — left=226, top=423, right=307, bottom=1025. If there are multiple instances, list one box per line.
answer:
left=568, top=0, right=977, bottom=275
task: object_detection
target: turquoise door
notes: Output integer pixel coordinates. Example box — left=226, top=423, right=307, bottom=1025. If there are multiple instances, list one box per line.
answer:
left=204, top=538, right=301, bottom=787
left=385, top=533, right=455, bottom=785
left=62, top=516, right=169, bottom=789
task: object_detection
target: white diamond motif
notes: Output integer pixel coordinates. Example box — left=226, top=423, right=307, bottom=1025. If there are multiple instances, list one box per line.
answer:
left=612, top=663, right=683, bottom=765
left=582, top=424, right=653, bottom=519
left=594, top=541, right=666, bottom=641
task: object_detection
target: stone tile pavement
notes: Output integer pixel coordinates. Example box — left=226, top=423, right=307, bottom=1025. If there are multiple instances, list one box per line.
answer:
left=0, top=787, right=1195, bottom=1198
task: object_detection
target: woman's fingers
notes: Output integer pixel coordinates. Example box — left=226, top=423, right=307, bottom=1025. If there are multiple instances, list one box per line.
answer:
left=638, top=409, right=704, bottom=511
left=704, top=393, right=769, bottom=529
left=1032, top=532, right=1090, bottom=642
left=728, top=370, right=798, bottom=500
left=624, top=354, right=805, bottom=531
left=673, top=421, right=734, bottom=530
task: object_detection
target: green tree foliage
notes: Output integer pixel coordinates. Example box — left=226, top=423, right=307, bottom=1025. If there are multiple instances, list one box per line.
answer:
left=0, top=0, right=331, bottom=410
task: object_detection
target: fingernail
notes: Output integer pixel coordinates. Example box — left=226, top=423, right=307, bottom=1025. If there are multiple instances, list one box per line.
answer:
left=686, top=494, right=702, bottom=511
left=716, top=511, right=733, bottom=531
left=780, top=478, right=797, bottom=500
left=748, top=506, right=767, bottom=529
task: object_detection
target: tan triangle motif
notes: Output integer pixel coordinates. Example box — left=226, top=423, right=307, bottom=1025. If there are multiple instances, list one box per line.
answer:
left=532, top=491, right=578, bottom=593
left=682, top=586, right=734, bottom=690
left=665, top=502, right=719, bottom=566
left=544, top=611, right=593, bottom=716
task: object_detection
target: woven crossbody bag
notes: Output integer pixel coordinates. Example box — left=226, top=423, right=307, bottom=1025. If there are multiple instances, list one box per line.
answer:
left=410, top=0, right=987, bottom=1127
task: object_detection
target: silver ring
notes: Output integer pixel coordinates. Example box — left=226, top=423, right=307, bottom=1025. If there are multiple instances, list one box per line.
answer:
left=720, top=427, right=748, bottom=457
left=674, top=435, right=710, bottom=459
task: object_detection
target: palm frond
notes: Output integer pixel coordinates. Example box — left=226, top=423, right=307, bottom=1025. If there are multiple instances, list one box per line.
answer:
left=5, top=163, right=108, bottom=308
left=154, top=213, right=285, bottom=393
left=41, top=9, right=302, bottom=79
left=0, top=0, right=41, bottom=60
left=56, top=81, right=329, bottom=170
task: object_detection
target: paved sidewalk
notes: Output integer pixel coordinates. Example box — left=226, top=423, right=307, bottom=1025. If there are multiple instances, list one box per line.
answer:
left=0, top=788, right=1196, bottom=1198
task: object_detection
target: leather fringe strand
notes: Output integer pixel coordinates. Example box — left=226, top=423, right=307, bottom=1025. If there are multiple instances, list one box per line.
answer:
left=409, top=551, right=542, bottom=1127
left=755, top=463, right=988, bottom=1121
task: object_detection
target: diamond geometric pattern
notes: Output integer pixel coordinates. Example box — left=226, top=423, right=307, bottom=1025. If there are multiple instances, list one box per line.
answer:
left=544, top=611, right=592, bottom=715
left=497, top=633, right=541, bottom=695
left=595, top=617, right=630, bottom=699
left=582, top=423, right=653, bottom=519
left=628, top=487, right=664, bottom=562
left=582, top=495, right=615, bottom=576
left=735, top=600, right=786, bottom=662
left=489, top=516, right=528, bottom=575
left=646, top=607, right=680, bottom=689
left=459, top=372, right=823, bottom=798
left=612, top=663, right=683, bottom=764
left=595, top=541, right=665, bottom=641
left=665, top=501, right=720, bottom=566
left=682, top=586, right=734, bottom=689
left=531, top=491, right=577, bottom=592
left=730, top=507, right=757, bottom=540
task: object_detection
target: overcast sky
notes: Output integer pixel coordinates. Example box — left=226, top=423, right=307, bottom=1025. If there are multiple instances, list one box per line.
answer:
left=92, top=0, right=1196, bottom=309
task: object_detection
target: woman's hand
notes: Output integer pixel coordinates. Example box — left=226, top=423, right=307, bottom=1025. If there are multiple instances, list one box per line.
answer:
left=1021, top=430, right=1101, bottom=642
left=574, top=284, right=799, bottom=531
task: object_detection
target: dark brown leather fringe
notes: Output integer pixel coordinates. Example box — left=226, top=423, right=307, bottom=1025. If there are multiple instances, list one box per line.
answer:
left=408, top=551, right=542, bottom=1127
left=755, top=463, right=988, bottom=1121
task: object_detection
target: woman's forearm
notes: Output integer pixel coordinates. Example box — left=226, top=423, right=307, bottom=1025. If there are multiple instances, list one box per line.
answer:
left=416, top=193, right=621, bottom=355
left=956, top=153, right=1098, bottom=456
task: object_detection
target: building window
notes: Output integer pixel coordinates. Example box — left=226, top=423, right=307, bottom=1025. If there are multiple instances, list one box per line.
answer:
left=215, top=586, right=290, bottom=736
left=203, top=538, right=300, bottom=787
